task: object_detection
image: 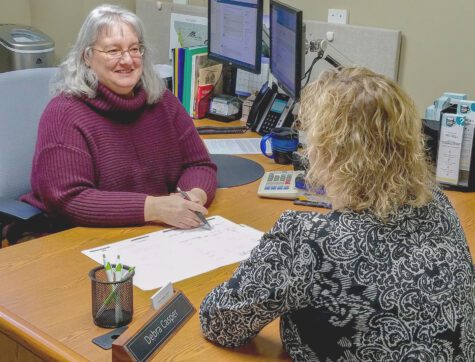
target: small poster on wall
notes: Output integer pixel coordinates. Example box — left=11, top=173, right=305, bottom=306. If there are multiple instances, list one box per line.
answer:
left=169, top=13, right=207, bottom=61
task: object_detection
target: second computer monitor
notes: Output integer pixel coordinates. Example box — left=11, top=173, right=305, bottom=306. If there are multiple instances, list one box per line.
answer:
left=208, top=0, right=263, bottom=74
left=270, top=0, right=304, bottom=100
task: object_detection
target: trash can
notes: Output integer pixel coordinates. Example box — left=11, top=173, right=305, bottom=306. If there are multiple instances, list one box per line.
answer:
left=0, top=24, right=55, bottom=73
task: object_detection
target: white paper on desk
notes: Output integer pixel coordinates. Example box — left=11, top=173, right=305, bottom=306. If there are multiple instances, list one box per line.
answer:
left=81, top=216, right=263, bottom=291
left=436, top=114, right=465, bottom=185
left=204, top=138, right=261, bottom=154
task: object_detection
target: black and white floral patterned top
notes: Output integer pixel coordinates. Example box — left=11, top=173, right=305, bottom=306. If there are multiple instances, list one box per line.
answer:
left=200, top=188, right=475, bottom=361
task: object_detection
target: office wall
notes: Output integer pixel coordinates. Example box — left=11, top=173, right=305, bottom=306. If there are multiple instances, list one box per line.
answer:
left=2, top=0, right=474, bottom=114
left=29, top=0, right=135, bottom=63
left=0, top=0, right=31, bottom=25
left=0, top=0, right=134, bottom=62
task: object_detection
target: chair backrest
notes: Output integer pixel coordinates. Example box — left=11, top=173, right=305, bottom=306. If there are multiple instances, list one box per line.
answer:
left=0, top=67, right=58, bottom=199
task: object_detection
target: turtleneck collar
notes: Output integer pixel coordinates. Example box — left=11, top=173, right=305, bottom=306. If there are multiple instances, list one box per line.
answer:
left=83, top=83, right=148, bottom=123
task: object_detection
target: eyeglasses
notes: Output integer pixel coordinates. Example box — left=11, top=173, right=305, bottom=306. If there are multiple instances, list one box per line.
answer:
left=90, top=45, right=145, bottom=59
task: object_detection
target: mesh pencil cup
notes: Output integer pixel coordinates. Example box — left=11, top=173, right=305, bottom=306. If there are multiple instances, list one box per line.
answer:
left=89, top=265, right=134, bottom=328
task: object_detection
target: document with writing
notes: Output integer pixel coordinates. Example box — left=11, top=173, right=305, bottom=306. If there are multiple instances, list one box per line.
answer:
left=82, top=216, right=263, bottom=290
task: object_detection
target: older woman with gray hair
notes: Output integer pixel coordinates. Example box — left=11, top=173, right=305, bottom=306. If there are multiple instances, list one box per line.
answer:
left=22, top=4, right=217, bottom=229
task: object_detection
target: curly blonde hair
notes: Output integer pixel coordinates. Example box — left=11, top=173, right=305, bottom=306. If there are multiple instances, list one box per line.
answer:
left=299, top=67, right=434, bottom=219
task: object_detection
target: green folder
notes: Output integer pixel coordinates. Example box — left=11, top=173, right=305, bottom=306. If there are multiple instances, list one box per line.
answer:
left=182, top=46, right=208, bottom=115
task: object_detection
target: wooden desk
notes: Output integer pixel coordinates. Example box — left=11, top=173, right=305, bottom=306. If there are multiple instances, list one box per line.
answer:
left=0, top=149, right=301, bottom=361
left=1, top=126, right=474, bottom=361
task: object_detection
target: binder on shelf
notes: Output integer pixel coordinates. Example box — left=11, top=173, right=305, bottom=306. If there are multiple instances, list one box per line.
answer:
left=177, top=47, right=186, bottom=102
left=189, top=51, right=208, bottom=117
left=171, top=48, right=178, bottom=96
left=183, top=45, right=207, bottom=115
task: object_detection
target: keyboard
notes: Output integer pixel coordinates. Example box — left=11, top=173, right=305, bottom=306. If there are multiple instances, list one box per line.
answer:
left=196, top=126, right=248, bottom=135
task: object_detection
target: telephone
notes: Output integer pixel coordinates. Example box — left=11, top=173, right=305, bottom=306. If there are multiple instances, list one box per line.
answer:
left=246, top=82, right=295, bottom=135
left=257, top=170, right=302, bottom=199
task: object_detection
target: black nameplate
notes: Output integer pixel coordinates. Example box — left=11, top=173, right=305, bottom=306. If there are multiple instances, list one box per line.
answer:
left=126, top=292, right=194, bottom=361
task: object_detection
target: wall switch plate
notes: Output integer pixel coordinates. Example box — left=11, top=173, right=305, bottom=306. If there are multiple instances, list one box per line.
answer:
left=328, top=9, right=348, bottom=24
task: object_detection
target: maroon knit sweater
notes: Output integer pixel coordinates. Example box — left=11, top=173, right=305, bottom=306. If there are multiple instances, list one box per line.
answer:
left=22, top=84, right=217, bottom=227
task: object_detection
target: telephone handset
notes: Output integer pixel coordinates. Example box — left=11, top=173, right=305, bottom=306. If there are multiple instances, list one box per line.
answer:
left=247, top=82, right=295, bottom=135
left=246, top=82, right=276, bottom=130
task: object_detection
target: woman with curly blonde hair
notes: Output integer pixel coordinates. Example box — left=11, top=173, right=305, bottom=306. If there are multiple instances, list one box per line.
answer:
left=201, top=67, right=474, bottom=361
left=300, top=66, right=434, bottom=218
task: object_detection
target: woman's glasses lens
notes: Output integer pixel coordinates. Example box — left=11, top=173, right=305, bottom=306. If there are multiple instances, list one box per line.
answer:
left=95, top=45, right=144, bottom=59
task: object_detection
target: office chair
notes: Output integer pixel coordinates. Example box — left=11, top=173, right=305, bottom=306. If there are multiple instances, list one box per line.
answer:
left=0, top=67, right=58, bottom=246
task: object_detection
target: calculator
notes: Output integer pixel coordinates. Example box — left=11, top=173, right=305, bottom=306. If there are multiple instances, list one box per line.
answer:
left=257, top=170, right=304, bottom=199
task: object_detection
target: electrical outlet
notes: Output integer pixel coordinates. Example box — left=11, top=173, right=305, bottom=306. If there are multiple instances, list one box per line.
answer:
left=328, top=9, right=348, bottom=24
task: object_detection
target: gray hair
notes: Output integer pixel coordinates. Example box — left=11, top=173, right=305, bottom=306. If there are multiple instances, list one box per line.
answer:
left=50, top=4, right=165, bottom=104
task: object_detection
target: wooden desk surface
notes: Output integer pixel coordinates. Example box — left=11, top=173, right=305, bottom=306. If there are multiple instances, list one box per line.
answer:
left=0, top=123, right=474, bottom=361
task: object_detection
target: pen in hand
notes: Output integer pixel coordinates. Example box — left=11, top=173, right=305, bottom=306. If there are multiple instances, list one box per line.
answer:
left=176, top=187, right=212, bottom=230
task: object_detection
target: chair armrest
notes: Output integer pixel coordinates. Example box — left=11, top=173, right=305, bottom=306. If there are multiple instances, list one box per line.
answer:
left=0, top=198, right=42, bottom=222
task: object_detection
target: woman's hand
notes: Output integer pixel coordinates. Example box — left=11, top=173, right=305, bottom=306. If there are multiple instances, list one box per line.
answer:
left=144, top=194, right=209, bottom=229
left=186, top=188, right=208, bottom=206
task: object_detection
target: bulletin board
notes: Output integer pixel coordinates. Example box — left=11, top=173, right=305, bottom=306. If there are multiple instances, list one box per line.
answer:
left=303, top=20, right=401, bottom=81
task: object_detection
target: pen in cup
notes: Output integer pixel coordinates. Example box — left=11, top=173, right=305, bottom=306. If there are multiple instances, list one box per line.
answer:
left=103, top=254, right=113, bottom=282
left=95, top=266, right=135, bottom=319
left=114, top=255, right=123, bottom=281
left=113, top=255, right=124, bottom=323
left=176, top=187, right=212, bottom=230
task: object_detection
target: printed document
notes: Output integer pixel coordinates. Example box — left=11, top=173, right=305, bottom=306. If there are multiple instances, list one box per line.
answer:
left=436, top=114, right=464, bottom=185
left=204, top=138, right=261, bottom=154
left=82, top=216, right=263, bottom=290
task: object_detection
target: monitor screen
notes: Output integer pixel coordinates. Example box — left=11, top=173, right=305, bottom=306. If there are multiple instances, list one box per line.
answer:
left=270, top=0, right=303, bottom=100
left=208, top=0, right=263, bottom=74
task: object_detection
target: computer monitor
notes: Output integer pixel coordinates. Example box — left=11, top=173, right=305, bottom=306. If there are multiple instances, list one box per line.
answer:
left=270, top=0, right=304, bottom=100
left=208, top=0, right=263, bottom=74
